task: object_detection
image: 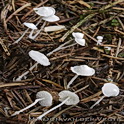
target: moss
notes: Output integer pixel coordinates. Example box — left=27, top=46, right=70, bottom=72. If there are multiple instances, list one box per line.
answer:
left=111, top=19, right=119, bottom=27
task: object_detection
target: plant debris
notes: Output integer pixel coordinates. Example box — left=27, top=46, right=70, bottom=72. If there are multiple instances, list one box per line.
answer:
left=0, top=0, right=124, bottom=124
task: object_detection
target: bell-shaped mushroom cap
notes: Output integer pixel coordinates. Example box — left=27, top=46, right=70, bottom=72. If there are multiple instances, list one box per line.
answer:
left=75, top=38, right=85, bottom=46
left=42, top=15, right=60, bottom=22
left=97, top=36, right=103, bottom=40
left=29, top=50, right=50, bottom=66
left=59, top=90, right=79, bottom=105
left=71, top=65, right=95, bottom=76
left=33, top=7, right=55, bottom=17
left=72, top=32, right=84, bottom=39
left=23, top=22, right=37, bottom=29
left=102, top=83, right=119, bottom=97
left=104, top=46, right=111, bottom=50
left=36, top=91, right=53, bottom=106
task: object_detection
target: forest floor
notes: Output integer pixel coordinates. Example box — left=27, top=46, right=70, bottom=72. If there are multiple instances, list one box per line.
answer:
left=0, top=0, right=124, bottom=124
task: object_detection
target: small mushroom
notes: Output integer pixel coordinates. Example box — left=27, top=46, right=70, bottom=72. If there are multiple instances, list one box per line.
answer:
left=67, top=65, right=95, bottom=89
left=104, top=46, right=111, bottom=50
left=102, top=83, right=119, bottom=97
left=42, top=15, right=60, bottom=22
left=36, top=91, right=53, bottom=106
left=29, top=50, right=50, bottom=66
left=59, top=90, right=79, bottom=105
left=90, top=83, right=120, bottom=109
left=23, top=22, right=37, bottom=30
left=13, top=22, right=37, bottom=44
left=33, top=7, right=55, bottom=17
left=96, top=36, right=103, bottom=45
left=11, top=91, right=53, bottom=116
left=72, top=32, right=84, bottom=39
left=72, top=32, right=86, bottom=46
left=44, top=25, right=66, bottom=32
left=75, top=38, right=86, bottom=46
left=36, top=90, right=79, bottom=120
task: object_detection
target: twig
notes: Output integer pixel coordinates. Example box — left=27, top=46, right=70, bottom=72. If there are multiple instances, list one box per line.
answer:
left=6, top=3, right=31, bottom=22
left=115, top=38, right=122, bottom=57
left=59, top=0, right=124, bottom=42
left=0, top=38, right=10, bottom=56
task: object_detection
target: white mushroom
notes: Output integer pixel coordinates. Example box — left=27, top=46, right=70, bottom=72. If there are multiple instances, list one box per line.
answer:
left=29, top=50, right=50, bottom=66
left=71, top=65, right=95, bottom=76
left=96, top=36, right=103, bottom=45
left=90, top=83, right=120, bottom=109
left=13, top=22, right=37, bottom=44
left=36, top=91, right=53, bottom=106
left=97, top=36, right=103, bottom=40
left=104, top=46, right=111, bottom=50
left=67, top=65, right=95, bottom=89
left=72, top=32, right=86, bottom=46
left=42, top=15, right=60, bottom=22
left=11, top=91, right=53, bottom=116
left=75, top=38, right=86, bottom=46
left=72, top=32, right=84, bottom=39
left=59, top=90, right=79, bottom=105
left=44, top=25, right=66, bottom=32
left=16, top=50, right=50, bottom=81
left=33, top=7, right=55, bottom=17
left=102, top=83, right=119, bottom=97
left=36, top=90, right=79, bottom=120
left=23, top=22, right=37, bottom=30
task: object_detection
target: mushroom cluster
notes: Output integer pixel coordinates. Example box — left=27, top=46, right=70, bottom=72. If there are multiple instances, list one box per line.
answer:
left=29, top=7, right=60, bottom=40
left=11, top=4, right=121, bottom=124
left=33, top=7, right=59, bottom=22
left=36, top=90, right=79, bottom=120
left=11, top=91, right=53, bottom=116
left=14, top=7, right=60, bottom=43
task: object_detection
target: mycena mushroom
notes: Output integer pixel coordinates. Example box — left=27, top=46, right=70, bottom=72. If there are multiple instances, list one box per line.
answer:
left=29, top=50, right=50, bottom=66
left=36, top=90, right=79, bottom=120
left=47, top=32, right=86, bottom=55
left=13, top=22, right=37, bottom=44
left=11, top=91, right=53, bottom=116
left=96, top=36, right=103, bottom=45
left=90, top=83, right=120, bottom=109
left=72, top=32, right=84, bottom=39
left=15, top=50, right=50, bottom=81
left=67, top=65, right=95, bottom=89
left=72, top=32, right=86, bottom=46
left=29, top=7, right=60, bottom=40
left=33, top=7, right=55, bottom=17
left=33, top=7, right=59, bottom=22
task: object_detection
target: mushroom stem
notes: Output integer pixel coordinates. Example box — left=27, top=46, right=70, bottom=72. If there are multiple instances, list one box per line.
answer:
left=15, top=62, right=38, bottom=81
left=36, top=97, right=70, bottom=120
left=29, top=21, right=46, bottom=40
left=47, top=39, right=73, bottom=56
left=13, top=28, right=29, bottom=44
left=67, top=75, right=78, bottom=89
left=90, top=96, right=105, bottom=109
left=11, top=98, right=44, bottom=116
